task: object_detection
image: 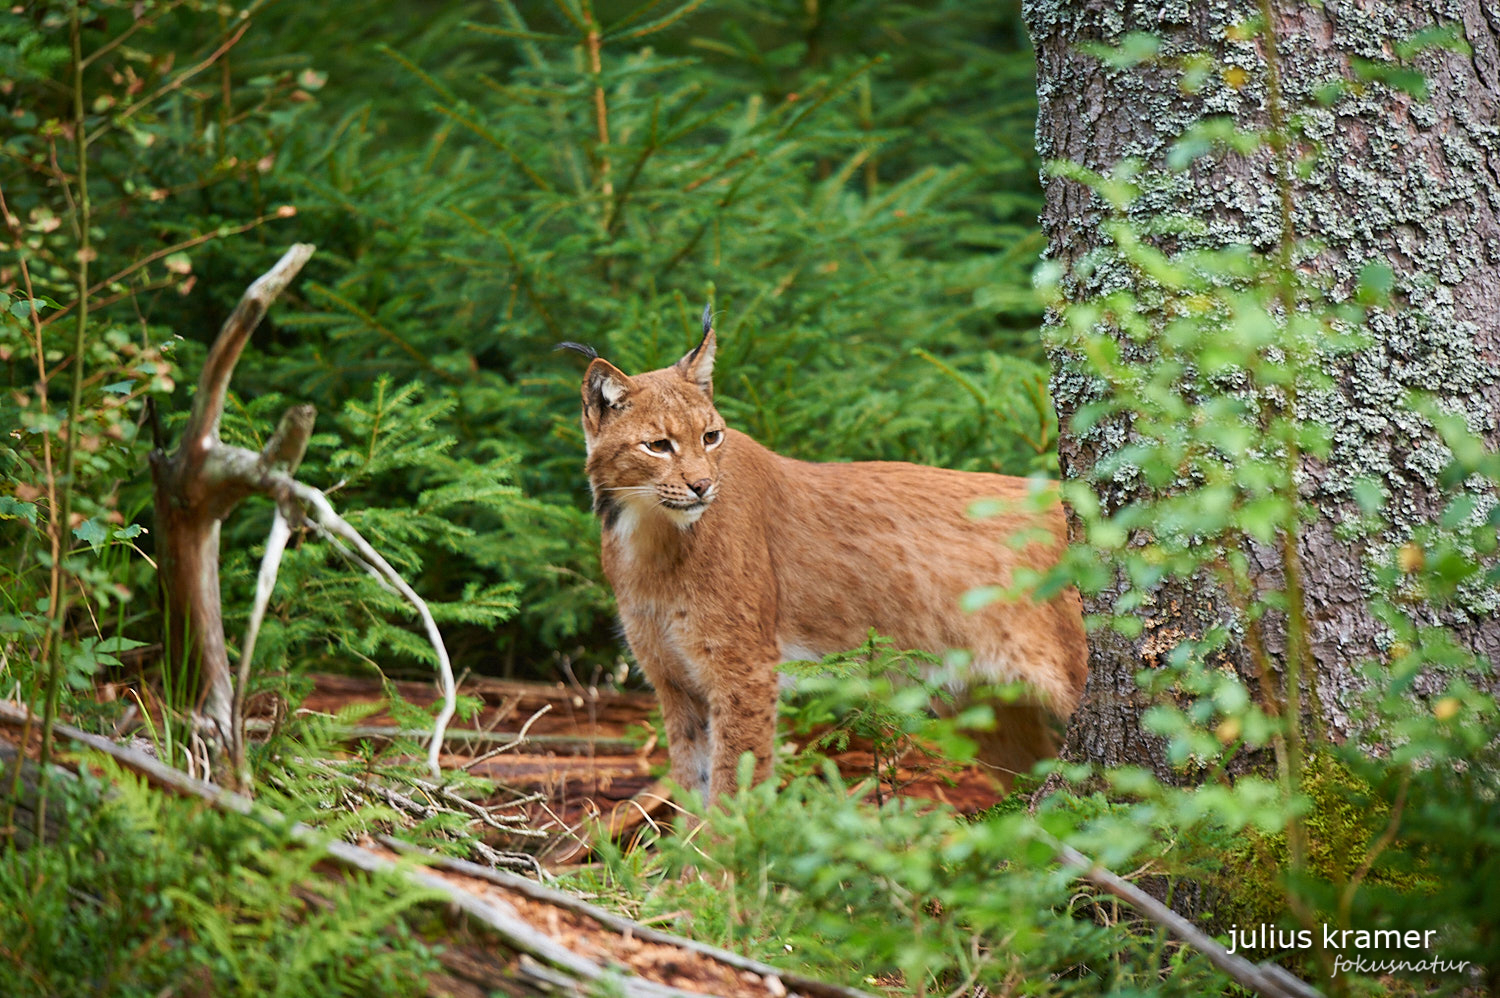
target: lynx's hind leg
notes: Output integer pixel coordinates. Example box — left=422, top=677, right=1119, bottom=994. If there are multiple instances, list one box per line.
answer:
left=938, top=696, right=1060, bottom=792
left=706, top=668, right=779, bottom=801
left=967, top=701, right=1060, bottom=791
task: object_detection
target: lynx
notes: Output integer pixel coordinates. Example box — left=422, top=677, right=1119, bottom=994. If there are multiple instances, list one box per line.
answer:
left=566, top=314, right=1087, bottom=802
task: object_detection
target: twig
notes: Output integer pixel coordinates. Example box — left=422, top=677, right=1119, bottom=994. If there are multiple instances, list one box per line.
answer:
left=462, top=703, right=552, bottom=770
left=311, top=759, right=437, bottom=822
left=470, top=839, right=547, bottom=878
left=36, top=8, right=96, bottom=843
left=232, top=404, right=315, bottom=785
left=304, top=758, right=549, bottom=838
left=86, top=19, right=251, bottom=143
left=1338, top=772, right=1409, bottom=927
left=233, top=508, right=290, bottom=785
left=402, top=774, right=548, bottom=838
left=1045, top=834, right=1322, bottom=998
left=41, top=211, right=293, bottom=329
left=0, top=186, right=58, bottom=837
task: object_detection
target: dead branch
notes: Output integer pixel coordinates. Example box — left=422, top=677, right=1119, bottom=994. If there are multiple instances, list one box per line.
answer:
left=233, top=505, right=291, bottom=784
left=150, top=244, right=456, bottom=781
left=1046, top=836, right=1322, bottom=998
left=378, top=836, right=877, bottom=998
left=242, top=718, right=639, bottom=756
left=308, top=758, right=546, bottom=839
left=462, top=703, right=552, bottom=770
left=0, top=704, right=868, bottom=998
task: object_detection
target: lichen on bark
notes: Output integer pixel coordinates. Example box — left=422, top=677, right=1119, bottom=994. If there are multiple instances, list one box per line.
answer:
left=1024, top=0, right=1500, bottom=775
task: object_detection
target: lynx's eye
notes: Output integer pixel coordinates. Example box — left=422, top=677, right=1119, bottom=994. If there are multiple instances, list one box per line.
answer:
left=703, top=429, right=723, bottom=448
left=643, top=438, right=674, bottom=455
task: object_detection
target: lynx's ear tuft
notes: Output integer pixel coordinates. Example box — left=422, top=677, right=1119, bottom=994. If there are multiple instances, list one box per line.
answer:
left=555, top=341, right=599, bottom=361
left=675, top=312, right=716, bottom=399
left=582, top=357, right=634, bottom=435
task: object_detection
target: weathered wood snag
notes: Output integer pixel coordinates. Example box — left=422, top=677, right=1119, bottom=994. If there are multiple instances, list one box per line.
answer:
left=150, top=244, right=317, bottom=751
left=149, top=244, right=456, bottom=784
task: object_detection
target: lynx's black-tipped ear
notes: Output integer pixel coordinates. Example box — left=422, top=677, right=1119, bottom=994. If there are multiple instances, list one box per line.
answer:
left=581, top=357, right=634, bottom=437
left=675, top=305, right=716, bottom=398
left=555, top=341, right=599, bottom=361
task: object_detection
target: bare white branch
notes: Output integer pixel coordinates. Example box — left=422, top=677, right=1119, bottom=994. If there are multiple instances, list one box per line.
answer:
left=232, top=508, right=292, bottom=785
left=287, top=481, right=456, bottom=778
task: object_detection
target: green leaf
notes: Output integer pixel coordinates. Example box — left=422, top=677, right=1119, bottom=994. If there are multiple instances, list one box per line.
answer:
left=1440, top=494, right=1477, bottom=529
left=1395, top=24, right=1471, bottom=60
left=1351, top=476, right=1386, bottom=515
left=959, top=586, right=1004, bottom=614
left=97, top=636, right=148, bottom=654
left=8, top=298, right=47, bottom=320
left=104, top=380, right=135, bottom=395
left=1080, top=32, right=1161, bottom=69
left=73, top=517, right=109, bottom=553
left=0, top=496, right=38, bottom=524
left=1350, top=58, right=1429, bottom=99
left=1356, top=261, right=1394, bottom=304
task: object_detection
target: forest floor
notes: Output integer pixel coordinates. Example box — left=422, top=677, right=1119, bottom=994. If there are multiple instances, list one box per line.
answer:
left=1, top=673, right=1007, bottom=997
left=292, top=672, right=1009, bottom=866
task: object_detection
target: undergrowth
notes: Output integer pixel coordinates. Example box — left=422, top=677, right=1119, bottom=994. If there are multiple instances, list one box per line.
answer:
left=0, top=757, right=440, bottom=997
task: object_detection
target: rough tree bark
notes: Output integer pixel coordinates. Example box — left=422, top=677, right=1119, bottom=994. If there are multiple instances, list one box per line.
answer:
left=1024, top=0, right=1500, bottom=775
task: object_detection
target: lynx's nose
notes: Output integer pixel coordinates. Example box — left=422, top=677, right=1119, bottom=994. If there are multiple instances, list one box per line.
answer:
left=688, top=478, right=712, bottom=497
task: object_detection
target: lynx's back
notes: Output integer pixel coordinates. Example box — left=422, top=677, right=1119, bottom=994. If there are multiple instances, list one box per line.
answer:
left=742, top=438, right=1087, bottom=710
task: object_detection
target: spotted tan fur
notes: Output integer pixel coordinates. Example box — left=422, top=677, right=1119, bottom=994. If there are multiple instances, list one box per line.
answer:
left=574, top=324, right=1087, bottom=801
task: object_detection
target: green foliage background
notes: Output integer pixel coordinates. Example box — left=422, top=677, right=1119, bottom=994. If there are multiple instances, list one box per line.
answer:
left=1, top=0, right=1054, bottom=685
left=3, top=3, right=1497, bottom=997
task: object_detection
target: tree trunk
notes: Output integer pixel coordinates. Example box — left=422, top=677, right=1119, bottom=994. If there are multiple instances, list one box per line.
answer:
left=1025, top=0, right=1500, bottom=775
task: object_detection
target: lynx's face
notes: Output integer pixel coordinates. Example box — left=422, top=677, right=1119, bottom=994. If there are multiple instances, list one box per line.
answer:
left=578, top=329, right=725, bottom=529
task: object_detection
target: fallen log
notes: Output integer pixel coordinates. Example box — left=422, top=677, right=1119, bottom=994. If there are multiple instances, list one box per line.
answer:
left=241, top=718, right=644, bottom=756
left=0, top=701, right=875, bottom=998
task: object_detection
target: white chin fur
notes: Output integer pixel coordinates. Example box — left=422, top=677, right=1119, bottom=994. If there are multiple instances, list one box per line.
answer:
left=610, top=497, right=708, bottom=544
left=663, top=503, right=708, bottom=528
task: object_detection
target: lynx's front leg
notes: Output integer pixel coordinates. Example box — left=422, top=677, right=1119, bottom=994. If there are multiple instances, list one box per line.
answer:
left=621, top=617, right=713, bottom=799
left=698, top=645, right=780, bottom=801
